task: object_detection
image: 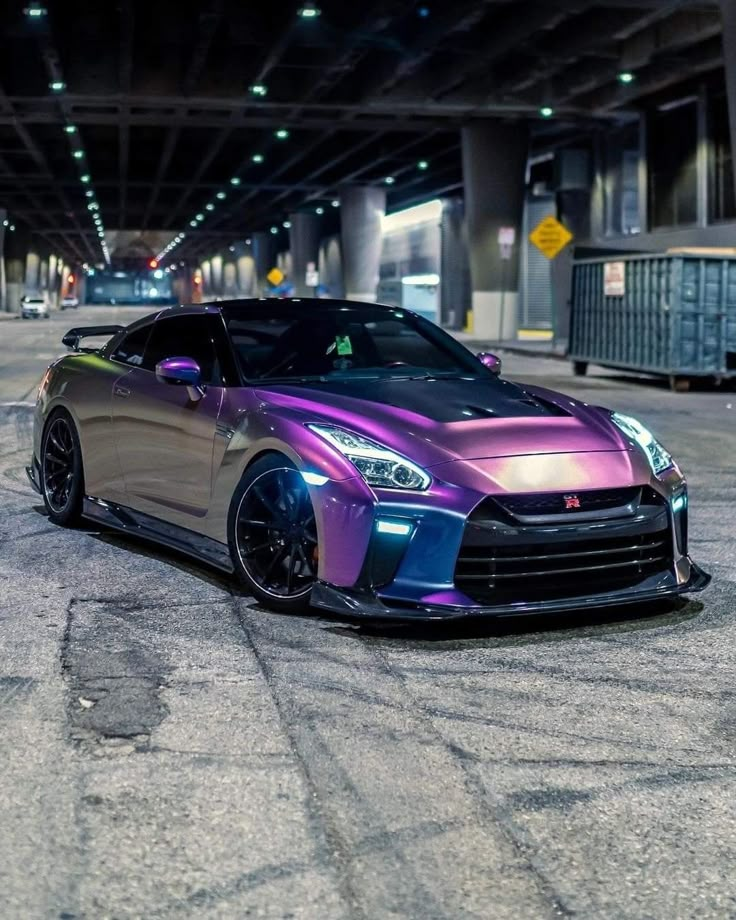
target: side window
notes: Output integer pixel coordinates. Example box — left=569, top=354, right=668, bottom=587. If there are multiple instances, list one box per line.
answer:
left=143, top=315, right=222, bottom=385
left=109, top=324, right=152, bottom=367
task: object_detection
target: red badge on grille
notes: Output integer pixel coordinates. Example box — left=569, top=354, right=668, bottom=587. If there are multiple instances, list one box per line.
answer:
left=564, top=495, right=581, bottom=510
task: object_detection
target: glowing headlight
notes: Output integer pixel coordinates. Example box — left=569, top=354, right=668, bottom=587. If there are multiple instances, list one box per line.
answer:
left=611, top=412, right=673, bottom=475
left=308, top=424, right=430, bottom=490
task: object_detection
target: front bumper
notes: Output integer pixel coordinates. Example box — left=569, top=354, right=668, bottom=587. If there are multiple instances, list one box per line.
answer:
left=311, top=561, right=711, bottom=621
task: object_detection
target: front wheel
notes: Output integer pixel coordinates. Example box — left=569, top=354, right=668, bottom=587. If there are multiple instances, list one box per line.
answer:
left=229, top=455, right=319, bottom=613
left=41, top=411, right=84, bottom=525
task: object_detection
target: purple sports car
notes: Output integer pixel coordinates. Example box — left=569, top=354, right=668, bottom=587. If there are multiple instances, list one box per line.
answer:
left=28, top=299, right=709, bottom=619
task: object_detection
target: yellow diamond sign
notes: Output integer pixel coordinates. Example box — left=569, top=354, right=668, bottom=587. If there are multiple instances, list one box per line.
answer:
left=529, top=215, right=573, bottom=260
left=266, top=266, right=284, bottom=286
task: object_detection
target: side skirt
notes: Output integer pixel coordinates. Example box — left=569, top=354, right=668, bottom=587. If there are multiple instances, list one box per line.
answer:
left=82, top=495, right=234, bottom=574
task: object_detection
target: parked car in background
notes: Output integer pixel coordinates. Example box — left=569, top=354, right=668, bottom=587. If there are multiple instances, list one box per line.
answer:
left=60, top=295, right=79, bottom=310
left=21, top=295, right=50, bottom=320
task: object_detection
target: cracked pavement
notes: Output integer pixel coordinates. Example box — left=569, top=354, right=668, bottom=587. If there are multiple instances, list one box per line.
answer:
left=1, top=307, right=735, bottom=918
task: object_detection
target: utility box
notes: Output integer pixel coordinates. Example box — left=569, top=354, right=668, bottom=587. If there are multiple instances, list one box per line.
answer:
left=569, top=253, right=736, bottom=390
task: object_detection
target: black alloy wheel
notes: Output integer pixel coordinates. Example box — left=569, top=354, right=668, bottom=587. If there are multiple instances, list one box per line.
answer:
left=231, top=456, right=319, bottom=613
left=41, top=412, right=84, bottom=525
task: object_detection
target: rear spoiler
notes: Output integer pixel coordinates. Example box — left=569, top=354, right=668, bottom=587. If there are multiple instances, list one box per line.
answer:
left=62, top=325, right=125, bottom=351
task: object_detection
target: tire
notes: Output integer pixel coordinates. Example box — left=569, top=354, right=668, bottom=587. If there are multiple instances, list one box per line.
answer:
left=228, top=454, right=319, bottom=613
left=573, top=360, right=588, bottom=376
left=40, top=410, right=85, bottom=526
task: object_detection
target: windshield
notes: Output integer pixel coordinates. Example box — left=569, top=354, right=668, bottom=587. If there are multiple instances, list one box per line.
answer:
left=222, top=303, right=491, bottom=383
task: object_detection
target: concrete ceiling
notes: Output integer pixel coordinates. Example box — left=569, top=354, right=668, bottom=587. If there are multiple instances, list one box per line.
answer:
left=0, top=0, right=724, bottom=264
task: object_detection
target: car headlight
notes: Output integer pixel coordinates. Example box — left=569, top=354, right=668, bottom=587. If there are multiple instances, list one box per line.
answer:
left=308, top=424, right=430, bottom=490
left=610, top=412, right=673, bottom=475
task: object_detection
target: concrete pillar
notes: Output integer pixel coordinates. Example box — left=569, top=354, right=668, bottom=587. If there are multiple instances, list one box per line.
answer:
left=339, top=185, right=386, bottom=301
left=461, top=121, right=528, bottom=339
left=223, top=259, right=237, bottom=297
left=721, top=0, right=736, bottom=196
left=252, top=231, right=274, bottom=294
left=210, top=254, right=224, bottom=297
left=5, top=224, right=28, bottom=314
left=236, top=252, right=256, bottom=296
left=200, top=259, right=212, bottom=298
left=25, top=249, right=41, bottom=293
left=288, top=212, right=321, bottom=296
left=318, top=236, right=344, bottom=299
left=440, top=198, right=471, bottom=329
left=550, top=189, right=591, bottom=344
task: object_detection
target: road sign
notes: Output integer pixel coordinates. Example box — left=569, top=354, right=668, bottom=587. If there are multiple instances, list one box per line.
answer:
left=266, top=267, right=284, bottom=286
left=498, top=226, right=516, bottom=261
left=604, top=261, right=626, bottom=296
left=529, top=215, right=573, bottom=260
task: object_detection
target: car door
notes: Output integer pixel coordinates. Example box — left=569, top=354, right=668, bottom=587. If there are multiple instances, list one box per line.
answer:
left=111, top=312, right=225, bottom=527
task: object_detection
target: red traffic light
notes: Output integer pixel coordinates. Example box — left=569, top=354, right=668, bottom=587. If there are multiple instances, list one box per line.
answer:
left=149, top=258, right=158, bottom=269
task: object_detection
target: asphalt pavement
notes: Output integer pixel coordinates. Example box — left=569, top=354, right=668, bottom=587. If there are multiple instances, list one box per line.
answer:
left=1, top=306, right=735, bottom=919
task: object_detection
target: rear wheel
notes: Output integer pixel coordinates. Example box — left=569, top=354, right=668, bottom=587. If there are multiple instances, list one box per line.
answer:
left=229, top=455, right=319, bottom=613
left=41, top=411, right=84, bottom=525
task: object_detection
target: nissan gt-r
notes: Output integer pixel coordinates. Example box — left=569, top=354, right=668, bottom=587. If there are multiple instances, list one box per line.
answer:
left=27, top=299, right=710, bottom=619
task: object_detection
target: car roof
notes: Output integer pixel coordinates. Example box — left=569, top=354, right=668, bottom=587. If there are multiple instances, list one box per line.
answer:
left=121, top=298, right=402, bottom=332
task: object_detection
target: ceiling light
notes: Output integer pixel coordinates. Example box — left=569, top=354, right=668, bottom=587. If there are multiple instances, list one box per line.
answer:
left=24, top=4, right=47, bottom=16
left=49, top=81, right=65, bottom=92
left=87, top=202, right=99, bottom=210
left=331, top=199, right=339, bottom=207
left=251, top=153, right=264, bottom=163
left=64, top=125, right=77, bottom=134
left=80, top=174, right=90, bottom=183
left=539, top=106, right=554, bottom=118
left=72, top=150, right=84, bottom=159
left=275, top=129, right=289, bottom=139
left=85, top=189, right=94, bottom=197
left=417, top=6, right=430, bottom=17
left=196, top=213, right=204, bottom=221
left=216, top=191, right=226, bottom=200
left=385, top=176, right=395, bottom=185
left=417, top=160, right=429, bottom=170
left=190, top=220, right=197, bottom=227
left=270, top=226, right=279, bottom=234
left=315, top=206, right=323, bottom=214
left=283, top=220, right=291, bottom=228
left=205, top=203, right=215, bottom=211
left=9, top=224, right=14, bottom=231
left=2, top=220, right=7, bottom=227
left=249, top=84, right=268, bottom=97
left=230, top=176, right=241, bottom=185
left=298, top=3, right=320, bottom=17
left=618, top=71, right=635, bottom=84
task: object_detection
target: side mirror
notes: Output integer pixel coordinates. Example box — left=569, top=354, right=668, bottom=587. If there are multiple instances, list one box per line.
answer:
left=477, top=352, right=502, bottom=375
left=155, top=356, right=204, bottom=400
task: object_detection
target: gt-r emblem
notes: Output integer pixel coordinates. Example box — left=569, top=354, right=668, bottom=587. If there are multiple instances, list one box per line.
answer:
left=564, top=495, right=581, bottom=510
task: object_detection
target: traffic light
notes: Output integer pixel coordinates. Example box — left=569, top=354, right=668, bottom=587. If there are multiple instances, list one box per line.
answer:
left=149, top=258, right=158, bottom=269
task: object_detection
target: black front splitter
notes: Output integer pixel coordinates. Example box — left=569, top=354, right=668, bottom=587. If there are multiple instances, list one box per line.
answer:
left=310, top=563, right=711, bottom=622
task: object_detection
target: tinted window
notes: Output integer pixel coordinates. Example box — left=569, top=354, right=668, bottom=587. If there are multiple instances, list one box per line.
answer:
left=223, top=304, right=487, bottom=382
left=110, top=324, right=152, bottom=367
left=143, top=314, right=222, bottom=385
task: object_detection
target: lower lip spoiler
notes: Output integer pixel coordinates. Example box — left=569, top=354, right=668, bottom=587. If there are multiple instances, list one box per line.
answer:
left=310, top=563, right=711, bottom=621
left=26, top=462, right=42, bottom=494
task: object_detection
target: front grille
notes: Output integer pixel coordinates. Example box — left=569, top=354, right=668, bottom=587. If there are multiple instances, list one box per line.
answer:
left=455, top=489, right=673, bottom=605
left=455, top=529, right=672, bottom=604
left=489, top=487, right=641, bottom=520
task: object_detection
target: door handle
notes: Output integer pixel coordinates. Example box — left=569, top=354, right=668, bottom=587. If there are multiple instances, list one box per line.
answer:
left=114, top=385, right=131, bottom=399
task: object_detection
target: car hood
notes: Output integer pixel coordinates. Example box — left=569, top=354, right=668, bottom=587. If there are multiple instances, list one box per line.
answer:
left=255, top=377, right=630, bottom=466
